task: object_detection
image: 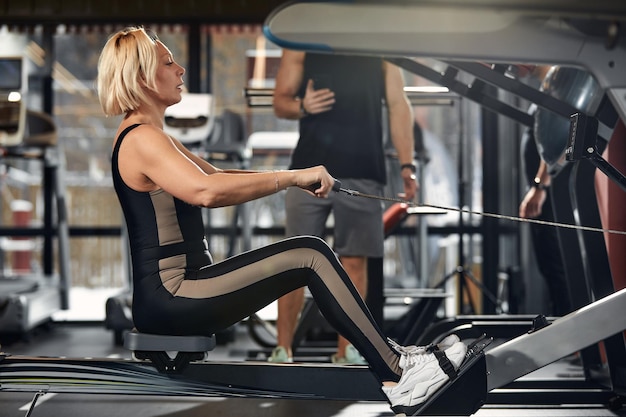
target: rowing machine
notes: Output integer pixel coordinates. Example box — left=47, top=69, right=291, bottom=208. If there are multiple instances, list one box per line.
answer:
left=1, top=331, right=491, bottom=417
left=3, top=287, right=626, bottom=415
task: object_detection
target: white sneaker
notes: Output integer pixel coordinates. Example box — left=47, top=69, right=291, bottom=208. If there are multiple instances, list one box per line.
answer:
left=382, top=341, right=467, bottom=415
left=388, top=334, right=461, bottom=370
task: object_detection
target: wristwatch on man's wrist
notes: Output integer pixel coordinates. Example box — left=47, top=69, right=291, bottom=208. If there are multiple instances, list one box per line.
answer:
left=533, top=177, right=549, bottom=191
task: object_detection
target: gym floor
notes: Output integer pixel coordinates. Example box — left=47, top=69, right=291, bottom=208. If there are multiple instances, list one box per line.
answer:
left=1, top=322, right=625, bottom=417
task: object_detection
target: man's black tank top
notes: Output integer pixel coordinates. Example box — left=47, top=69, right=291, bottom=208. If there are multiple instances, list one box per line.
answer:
left=290, top=53, right=387, bottom=184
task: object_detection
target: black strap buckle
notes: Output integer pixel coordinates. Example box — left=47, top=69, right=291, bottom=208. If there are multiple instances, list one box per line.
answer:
left=433, top=349, right=459, bottom=380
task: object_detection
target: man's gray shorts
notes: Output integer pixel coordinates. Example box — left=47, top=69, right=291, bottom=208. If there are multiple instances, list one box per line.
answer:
left=285, top=178, right=384, bottom=258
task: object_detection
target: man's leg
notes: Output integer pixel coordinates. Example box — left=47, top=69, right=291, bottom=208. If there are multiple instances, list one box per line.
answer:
left=276, top=287, right=305, bottom=358
left=332, top=178, right=384, bottom=361
left=335, top=255, right=368, bottom=358
left=273, top=187, right=330, bottom=361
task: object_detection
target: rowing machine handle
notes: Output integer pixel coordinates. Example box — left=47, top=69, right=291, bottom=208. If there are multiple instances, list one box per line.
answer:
left=306, top=179, right=342, bottom=193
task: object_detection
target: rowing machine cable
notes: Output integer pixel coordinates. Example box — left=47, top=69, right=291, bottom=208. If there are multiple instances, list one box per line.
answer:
left=330, top=179, right=626, bottom=236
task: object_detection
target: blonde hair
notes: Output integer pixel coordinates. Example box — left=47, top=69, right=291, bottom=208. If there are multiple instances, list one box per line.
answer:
left=96, top=27, right=160, bottom=116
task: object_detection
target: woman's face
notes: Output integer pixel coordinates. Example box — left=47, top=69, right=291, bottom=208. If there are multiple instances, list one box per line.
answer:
left=151, top=41, right=186, bottom=107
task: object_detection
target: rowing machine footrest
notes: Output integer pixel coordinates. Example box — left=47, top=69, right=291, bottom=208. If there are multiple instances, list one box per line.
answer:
left=124, top=331, right=216, bottom=373
left=398, top=336, right=491, bottom=416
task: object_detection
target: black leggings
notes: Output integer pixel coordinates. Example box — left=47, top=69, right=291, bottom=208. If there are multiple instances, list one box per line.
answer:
left=133, top=235, right=402, bottom=382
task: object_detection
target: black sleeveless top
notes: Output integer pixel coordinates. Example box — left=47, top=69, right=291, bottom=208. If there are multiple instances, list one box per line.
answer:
left=290, top=53, right=387, bottom=184
left=111, top=124, right=212, bottom=289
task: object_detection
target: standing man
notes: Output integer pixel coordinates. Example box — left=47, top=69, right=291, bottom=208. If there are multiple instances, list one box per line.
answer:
left=272, top=50, right=417, bottom=363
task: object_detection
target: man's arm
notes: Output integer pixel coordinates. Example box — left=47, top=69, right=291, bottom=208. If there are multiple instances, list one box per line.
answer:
left=533, top=159, right=551, bottom=189
left=273, top=49, right=336, bottom=120
left=273, top=49, right=306, bottom=119
left=519, top=159, right=550, bottom=218
left=384, top=61, right=417, bottom=201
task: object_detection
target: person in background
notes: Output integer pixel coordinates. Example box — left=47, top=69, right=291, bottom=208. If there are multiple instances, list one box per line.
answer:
left=272, top=50, right=418, bottom=363
left=519, top=141, right=571, bottom=316
left=518, top=65, right=571, bottom=316
left=96, top=26, right=466, bottom=416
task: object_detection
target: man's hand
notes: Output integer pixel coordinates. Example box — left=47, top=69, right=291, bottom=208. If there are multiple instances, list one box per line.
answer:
left=519, top=187, right=546, bottom=218
left=399, top=169, right=418, bottom=202
left=301, top=79, right=335, bottom=115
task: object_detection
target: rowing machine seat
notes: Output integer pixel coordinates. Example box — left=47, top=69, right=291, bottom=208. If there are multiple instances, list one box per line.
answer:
left=124, top=331, right=216, bottom=352
left=124, top=330, right=216, bottom=373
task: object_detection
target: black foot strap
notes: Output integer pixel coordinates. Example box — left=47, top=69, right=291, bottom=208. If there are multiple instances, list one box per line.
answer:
left=432, top=349, right=458, bottom=380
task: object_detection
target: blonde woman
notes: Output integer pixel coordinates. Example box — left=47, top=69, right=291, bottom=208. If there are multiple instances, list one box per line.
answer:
left=96, top=26, right=466, bottom=415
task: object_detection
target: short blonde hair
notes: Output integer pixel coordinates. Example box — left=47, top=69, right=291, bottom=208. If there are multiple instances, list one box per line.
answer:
left=97, top=27, right=160, bottom=116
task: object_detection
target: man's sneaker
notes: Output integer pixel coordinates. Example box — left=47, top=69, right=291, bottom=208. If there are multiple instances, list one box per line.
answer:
left=331, top=344, right=367, bottom=365
left=389, top=334, right=460, bottom=370
left=268, top=346, right=293, bottom=363
left=382, top=341, right=467, bottom=415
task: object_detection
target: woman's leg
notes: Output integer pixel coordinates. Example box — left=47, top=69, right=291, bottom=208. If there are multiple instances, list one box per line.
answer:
left=157, top=235, right=467, bottom=414
left=171, top=235, right=403, bottom=382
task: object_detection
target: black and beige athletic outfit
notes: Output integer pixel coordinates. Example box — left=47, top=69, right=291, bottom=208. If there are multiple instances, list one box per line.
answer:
left=111, top=124, right=402, bottom=382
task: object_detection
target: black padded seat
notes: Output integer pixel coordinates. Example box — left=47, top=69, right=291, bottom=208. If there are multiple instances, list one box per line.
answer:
left=124, top=330, right=216, bottom=353
left=124, top=330, right=216, bottom=373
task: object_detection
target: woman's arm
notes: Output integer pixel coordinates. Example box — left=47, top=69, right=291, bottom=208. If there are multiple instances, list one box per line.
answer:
left=118, top=124, right=335, bottom=207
